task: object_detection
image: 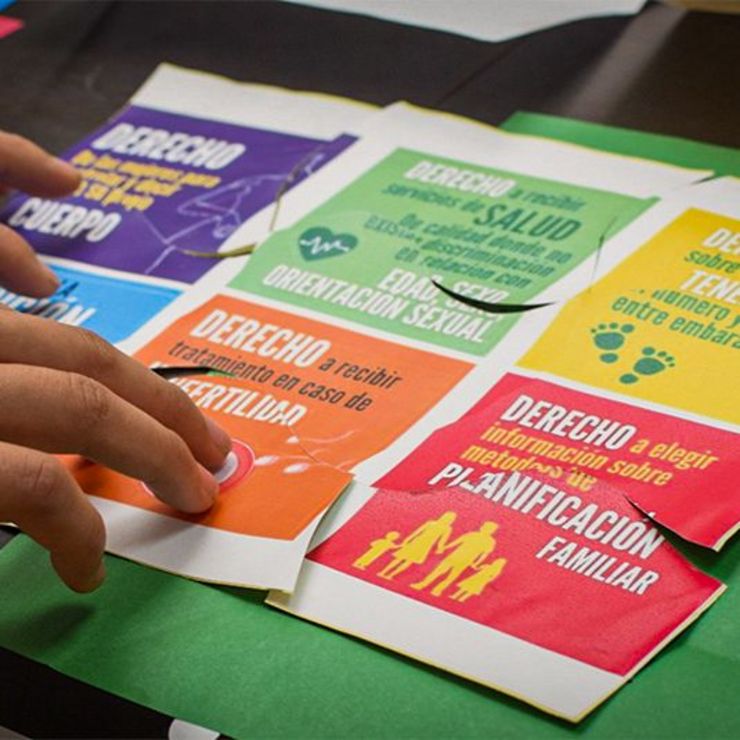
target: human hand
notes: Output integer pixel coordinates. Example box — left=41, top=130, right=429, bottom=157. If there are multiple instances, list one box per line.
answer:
left=0, top=131, right=82, bottom=296
left=0, top=132, right=232, bottom=592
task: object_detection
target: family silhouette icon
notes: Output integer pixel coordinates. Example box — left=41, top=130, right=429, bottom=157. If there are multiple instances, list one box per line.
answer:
left=353, top=513, right=506, bottom=602
left=450, top=558, right=508, bottom=602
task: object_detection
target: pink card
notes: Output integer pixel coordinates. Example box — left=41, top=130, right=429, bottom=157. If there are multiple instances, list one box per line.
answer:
left=378, top=373, right=740, bottom=550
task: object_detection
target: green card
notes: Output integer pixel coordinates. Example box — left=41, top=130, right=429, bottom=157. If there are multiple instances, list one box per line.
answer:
left=232, top=148, right=648, bottom=356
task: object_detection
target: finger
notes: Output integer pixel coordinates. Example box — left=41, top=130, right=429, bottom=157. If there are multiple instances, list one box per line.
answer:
left=0, top=365, right=219, bottom=513
left=0, top=441, right=106, bottom=592
left=0, top=131, right=81, bottom=197
left=0, top=311, right=231, bottom=471
left=0, top=224, right=60, bottom=297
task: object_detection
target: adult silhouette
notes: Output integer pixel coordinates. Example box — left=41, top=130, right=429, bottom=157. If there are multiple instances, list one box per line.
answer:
left=377, top=511, right=457, bottom=580
left=411, top=521, right=499, bottom=597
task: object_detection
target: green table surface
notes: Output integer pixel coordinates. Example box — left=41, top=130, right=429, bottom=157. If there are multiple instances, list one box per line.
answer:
left=1, top=114, right=739, bottom=739
left=0, top=533, right=737, bottom=739
left=502, top=112, right=740, bottom=177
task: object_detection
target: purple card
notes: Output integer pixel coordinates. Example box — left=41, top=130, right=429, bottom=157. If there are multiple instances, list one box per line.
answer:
left=2, top=105, right=351, bottom=283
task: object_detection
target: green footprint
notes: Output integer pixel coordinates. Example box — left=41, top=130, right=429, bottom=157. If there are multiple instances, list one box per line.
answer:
left=620, top=347, right=676, bottom=384
left=590, top=322, right=634, bottom=363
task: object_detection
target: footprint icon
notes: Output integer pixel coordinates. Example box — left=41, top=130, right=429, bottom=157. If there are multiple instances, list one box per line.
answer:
left=620, top=347, right=676, bottom=384
left=590, top=322, right=634, bottom=363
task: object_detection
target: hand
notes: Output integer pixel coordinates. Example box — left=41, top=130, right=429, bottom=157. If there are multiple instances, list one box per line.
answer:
left=0, top=132, right=232, bottom=592
left=0, top=131, right=82, bottom=296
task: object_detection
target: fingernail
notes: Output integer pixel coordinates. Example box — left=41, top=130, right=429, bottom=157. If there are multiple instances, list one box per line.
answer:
left=205, top=416, right=232, bottom=457
left=198, top=464, right=220, bottom=505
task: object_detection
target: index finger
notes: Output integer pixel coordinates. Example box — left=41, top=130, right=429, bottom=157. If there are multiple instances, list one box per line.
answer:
left=0, top=131, right=81, bottom=197
left=0, top=311, right=231, bottom=471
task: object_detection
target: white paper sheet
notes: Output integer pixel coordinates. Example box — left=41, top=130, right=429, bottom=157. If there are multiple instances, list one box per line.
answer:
left=133, top=62, right=375, bottom=138
left=282, top=1, right=646, bottom=42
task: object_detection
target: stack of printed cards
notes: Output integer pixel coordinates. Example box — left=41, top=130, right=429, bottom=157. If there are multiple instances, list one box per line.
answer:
left=3, top=64, right=737, bottom=721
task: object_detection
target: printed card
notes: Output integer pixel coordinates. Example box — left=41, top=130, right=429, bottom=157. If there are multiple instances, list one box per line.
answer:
left=269, top=478, right=723, bottom=720
left=376, top=373, right=740, bottom=550
left=520, top=208, right=740, bottom=427
left=0, top=64, right=373, bottom=342
left=231, top=148, right=650, bottom=356
left=72, top=292, right=471, bottom=588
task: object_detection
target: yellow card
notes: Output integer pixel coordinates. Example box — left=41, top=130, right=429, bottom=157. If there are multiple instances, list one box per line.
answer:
left=521, top=208, right=740, bottom=425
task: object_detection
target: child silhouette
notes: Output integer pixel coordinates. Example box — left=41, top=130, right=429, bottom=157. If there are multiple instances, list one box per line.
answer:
left=450, top=557, right=507, bottom=603
left=353, top=531, right=400, bottom=571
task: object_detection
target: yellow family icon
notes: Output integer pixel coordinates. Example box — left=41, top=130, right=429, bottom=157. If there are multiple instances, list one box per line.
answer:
left=411, top=522, right=499, bottom=597
left=355, top=514, right=507, bottom=602
left=450, top=558, right=507, bottom=602
left=376, top=512, right=457, bottom=581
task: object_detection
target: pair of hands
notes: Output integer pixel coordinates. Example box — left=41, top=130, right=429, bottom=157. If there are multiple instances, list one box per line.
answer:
left=0, top=131, right=230, bottom=592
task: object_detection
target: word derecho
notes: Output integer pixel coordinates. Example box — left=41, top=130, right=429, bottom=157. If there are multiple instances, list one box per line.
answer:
left=92, top=123, right=247, bottom=170
left=404, top=160, right=516, bottom=198
left=190, top=309, right=330, bottom=368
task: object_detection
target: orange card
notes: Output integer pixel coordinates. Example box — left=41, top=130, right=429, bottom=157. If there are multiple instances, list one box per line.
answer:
left=76, top=294, right=472, bottom=540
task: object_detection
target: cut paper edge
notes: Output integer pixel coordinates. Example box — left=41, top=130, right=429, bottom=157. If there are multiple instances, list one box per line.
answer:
left=431, top=280, right=553, bottom=314
left=279, top=1, right=645, bottom=45
left=712, top=521, right=740, bottom=551
left=133, top=63, right=377, bottom=139
left=372, top=103, right=713, bottom=187
left=90, top=496, right=329, bottom=592
left=626, top=494, right=740, bottom=553
left=267, top=586, right=617, bottom=724
left=267, top=557, right=725, bottom=722
left=369, top=381, right=740, bottom=552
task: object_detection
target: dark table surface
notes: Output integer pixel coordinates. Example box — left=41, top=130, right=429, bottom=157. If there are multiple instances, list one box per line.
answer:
left=2, top=1, right=739, bottom=154
left=0, top=1, right=738, bottom=737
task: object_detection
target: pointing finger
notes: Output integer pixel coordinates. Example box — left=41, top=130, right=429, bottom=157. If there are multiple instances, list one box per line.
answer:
left=0, top=131, right=80, bottom=197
